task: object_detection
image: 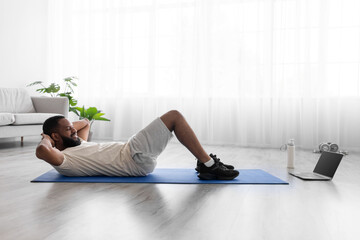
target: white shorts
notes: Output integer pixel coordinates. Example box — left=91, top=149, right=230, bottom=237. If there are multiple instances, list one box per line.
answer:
left=128, top=117, right=173, bottom=174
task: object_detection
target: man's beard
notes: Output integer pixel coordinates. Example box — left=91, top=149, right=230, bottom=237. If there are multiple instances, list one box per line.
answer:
left=61, top=136, right=81, bottom=148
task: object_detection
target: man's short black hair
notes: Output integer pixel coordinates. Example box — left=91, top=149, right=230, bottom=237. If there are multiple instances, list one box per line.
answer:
left=43, top=115, right=65, bottom=135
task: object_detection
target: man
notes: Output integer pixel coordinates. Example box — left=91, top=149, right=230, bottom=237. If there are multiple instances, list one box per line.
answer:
left=36, top=110, right=239, bottom=180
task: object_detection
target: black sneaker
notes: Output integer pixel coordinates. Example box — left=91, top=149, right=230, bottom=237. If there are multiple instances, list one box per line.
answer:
left=197, top=161, right=239, bottom=180
left=195, top=153, right=235, bottom=172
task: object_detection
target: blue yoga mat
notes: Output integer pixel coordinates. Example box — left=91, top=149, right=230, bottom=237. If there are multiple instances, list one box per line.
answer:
left=31, top=168, right=288, bottom=184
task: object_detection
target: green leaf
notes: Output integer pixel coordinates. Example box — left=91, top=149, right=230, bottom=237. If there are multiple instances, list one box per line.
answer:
left=45, top=83, right=60, bottom=93
left=75, top=106, right=86, bottom=118
left=64, top=76, right=78, bottom=83
left=36, top=88, right=47, bottom=93
left=81, top=106, right=86, bottom=119
left=69, top=108, right=79, bottom=116
left=69, top=98, right=77, bottom=106
left=93, top=112, right=105, bottom=117
left=27, top=81, right=43, bottom=87
left=74, top=106, right=83, bottom=117
left=92, top=112, right=110, bottom=121
left=86, top=107, right=98, bottom=118
left=94, top=117, right=110, bottom=121
left=64, top=77, right=74, bottom=82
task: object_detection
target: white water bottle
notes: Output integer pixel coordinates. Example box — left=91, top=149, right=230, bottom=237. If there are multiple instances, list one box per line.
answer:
left=287, top=139, right=295, bottom=169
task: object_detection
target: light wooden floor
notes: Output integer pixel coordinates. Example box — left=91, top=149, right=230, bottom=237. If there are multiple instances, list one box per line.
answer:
left=1, top=138, right=360, bottom=240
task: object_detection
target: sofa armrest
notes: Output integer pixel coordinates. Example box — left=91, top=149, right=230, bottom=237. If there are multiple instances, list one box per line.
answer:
left=31, top=97, right=69, bottom=118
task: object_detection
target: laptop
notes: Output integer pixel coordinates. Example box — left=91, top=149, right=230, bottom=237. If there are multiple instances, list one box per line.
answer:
left=289, top=151, right=343, bottom=181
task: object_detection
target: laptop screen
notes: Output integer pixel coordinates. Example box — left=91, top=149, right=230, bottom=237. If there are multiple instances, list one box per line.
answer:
left=313, top=151, right=343, bottom=177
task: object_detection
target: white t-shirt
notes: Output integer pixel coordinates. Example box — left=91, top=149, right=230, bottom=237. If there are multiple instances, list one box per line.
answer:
left=52, top=141, right=147, bottom=176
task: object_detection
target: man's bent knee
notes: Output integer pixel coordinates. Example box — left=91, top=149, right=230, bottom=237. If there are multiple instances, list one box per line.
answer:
left=168, top=110, right=183, bottom=118
left=160, top=110, right=183, bottom=131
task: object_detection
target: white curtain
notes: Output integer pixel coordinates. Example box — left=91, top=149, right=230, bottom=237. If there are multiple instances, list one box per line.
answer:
left=48, top=0, right=360, bottom=150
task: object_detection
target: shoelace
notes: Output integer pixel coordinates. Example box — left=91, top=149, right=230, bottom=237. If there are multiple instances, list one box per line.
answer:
left=210, top=153, right=222, bottom=164
left=210, top=154, right=229, bottom=170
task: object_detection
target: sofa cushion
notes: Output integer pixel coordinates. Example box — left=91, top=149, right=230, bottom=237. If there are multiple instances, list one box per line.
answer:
left=0, top=88, right=35, bottom=113
left=12, top=113, right=61, bottom=125
left=0, top=113, right=15, bottom=126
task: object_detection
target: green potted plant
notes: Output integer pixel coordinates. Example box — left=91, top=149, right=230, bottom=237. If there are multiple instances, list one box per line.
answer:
left=28, top=77, right=111, bottom=141
left=27, top=77, right=78, bottom=115
left=75, top=106, right=110, bottom=141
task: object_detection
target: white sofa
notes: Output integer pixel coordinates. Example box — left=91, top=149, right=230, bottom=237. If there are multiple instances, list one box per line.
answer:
left=0, top=88, right=69, bottom=143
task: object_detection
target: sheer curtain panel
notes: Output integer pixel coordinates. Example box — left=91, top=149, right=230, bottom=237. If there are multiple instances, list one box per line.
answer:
left=47, top=0, right=360, bottom=150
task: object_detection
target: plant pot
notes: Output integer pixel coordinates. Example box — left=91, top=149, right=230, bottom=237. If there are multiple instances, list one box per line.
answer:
left=87, top=131, right=93, bottom=142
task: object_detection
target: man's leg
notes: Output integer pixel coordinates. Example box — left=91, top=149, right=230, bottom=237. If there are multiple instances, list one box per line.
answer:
left=160, top=110, right=239, bottom=180
left=160, top=110, right=211, bottom=164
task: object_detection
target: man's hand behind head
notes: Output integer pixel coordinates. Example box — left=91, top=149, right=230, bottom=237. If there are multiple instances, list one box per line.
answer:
left=36, top=133, right=64, bottom=166
left=41, top=133, right=55, bottom=147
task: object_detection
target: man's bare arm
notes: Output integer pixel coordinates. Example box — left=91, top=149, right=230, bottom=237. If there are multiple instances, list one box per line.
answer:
left=36, top=134, right=64, bottom=166
left=73, top=119, right=91, bottom=141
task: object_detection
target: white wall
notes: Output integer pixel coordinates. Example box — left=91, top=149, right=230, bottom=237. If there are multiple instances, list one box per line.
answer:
left=0, top=0, right=48, bottom=89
